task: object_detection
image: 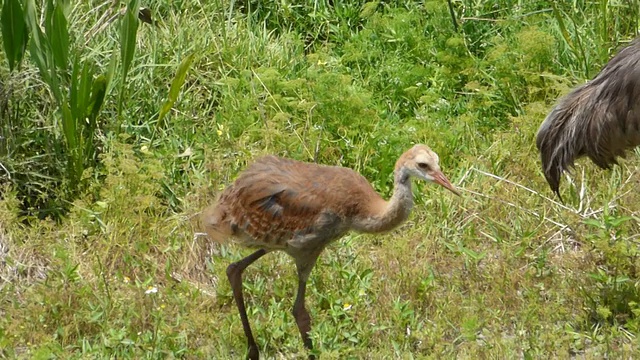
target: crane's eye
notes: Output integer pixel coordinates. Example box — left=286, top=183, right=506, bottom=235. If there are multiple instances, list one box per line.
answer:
left=417, top=162, right=431, bottom=171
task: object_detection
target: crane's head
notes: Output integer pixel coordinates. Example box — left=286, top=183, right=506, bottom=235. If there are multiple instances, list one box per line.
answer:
left=397, top=144, right=460, bottom=196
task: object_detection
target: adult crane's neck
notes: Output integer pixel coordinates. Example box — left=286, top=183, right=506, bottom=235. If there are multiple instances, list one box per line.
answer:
left=357, top=169, right=414, bottom=233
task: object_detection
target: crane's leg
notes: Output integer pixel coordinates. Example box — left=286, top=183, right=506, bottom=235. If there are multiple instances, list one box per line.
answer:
left=227, top=249, right=268, bottom=360
left=293, top=255, right=319, bottom=360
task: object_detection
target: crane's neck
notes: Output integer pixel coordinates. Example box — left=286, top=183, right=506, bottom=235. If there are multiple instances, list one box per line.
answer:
left=355, top=169, right=414, bottom=233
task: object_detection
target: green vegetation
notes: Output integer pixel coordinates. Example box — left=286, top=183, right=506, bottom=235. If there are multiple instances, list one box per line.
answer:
left=1, top=0, right=640, bottom=358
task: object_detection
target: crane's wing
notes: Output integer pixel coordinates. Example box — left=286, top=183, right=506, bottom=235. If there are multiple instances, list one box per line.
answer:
left=209, top=156, right=366, bottom=249
left=536, top=38, right=640, bottom=198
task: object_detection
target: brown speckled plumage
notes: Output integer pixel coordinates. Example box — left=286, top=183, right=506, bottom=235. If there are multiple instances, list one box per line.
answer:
left=203, top=155, right=381, bottom=251
left=201, top=144, right=459, bottom=360
left=536, top=38, right=640, bottom=198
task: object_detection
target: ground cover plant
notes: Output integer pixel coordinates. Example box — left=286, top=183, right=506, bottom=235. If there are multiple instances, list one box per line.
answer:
left=1, top=0, right=640, bottom=358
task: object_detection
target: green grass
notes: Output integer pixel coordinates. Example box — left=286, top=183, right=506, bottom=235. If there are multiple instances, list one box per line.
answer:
left=1, top=0, right=640, bottom=358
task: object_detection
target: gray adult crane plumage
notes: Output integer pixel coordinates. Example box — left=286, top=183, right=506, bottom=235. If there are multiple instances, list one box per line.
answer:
left=536, top=37, right=640, bottom=199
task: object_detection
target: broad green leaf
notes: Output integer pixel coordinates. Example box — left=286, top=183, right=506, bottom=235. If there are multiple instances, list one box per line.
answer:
left=64, top=55, right=84, bottom=181
left=85, top=74, right=107, bottom=163
left=24, top=0, right=63, bottom=104
left=71, top=59, right=98, bottom=166
left=1, top=0, right=29, bottom=71
left=24, top=0, right=51, bottom=85
left=88, top=75, right=107, bottom=124
left=28, top=38, right=51, bottom=84
left=583, top=218, right=605, bottom=229
left=61, top=100, right=81, bottom=187
left=69, top=56, right=80, bottom=121
left=45, top=0, right=69, bottom=71
left=77, top=60, right=93, bottom=120
left=61, top=100, right=77, bottom=155
left=608, top=216, right=633, bottom=228
left=105, top=49, right=118, bottom=94
left=46, top=55, right=62, bottom=104
left=23, top=0, right=43, bottom=49
left=157, top=53, right=195, bottom=129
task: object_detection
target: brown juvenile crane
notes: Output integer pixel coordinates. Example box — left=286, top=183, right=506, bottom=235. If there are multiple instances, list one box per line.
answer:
left=201, top=145, right=460, bottom=359
left=536, top=37, right=640, bottom=200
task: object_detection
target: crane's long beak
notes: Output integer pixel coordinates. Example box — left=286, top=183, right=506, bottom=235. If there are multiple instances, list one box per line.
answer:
left=431, top=170, right=461, bottom=196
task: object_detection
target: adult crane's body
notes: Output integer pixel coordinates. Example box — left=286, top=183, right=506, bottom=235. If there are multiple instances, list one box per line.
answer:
left=536, top=37, right=640, bottom=198
left=202, top=145, right=459, bottom=359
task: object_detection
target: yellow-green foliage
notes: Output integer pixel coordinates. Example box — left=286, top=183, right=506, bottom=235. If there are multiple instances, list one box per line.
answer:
left=1, top=0, right=640, bottom=359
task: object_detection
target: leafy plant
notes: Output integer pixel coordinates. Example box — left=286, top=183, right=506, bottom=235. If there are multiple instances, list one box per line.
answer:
left=0, top=0, right=143, bottom=217
left=582, top=213, right=640, bottom=327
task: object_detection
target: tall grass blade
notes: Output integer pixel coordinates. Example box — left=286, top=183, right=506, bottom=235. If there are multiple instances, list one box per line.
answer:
left=568, top=15, right=589, bottom=78
left=551, top=2, right=588, bottom=77
left=120, top=0, right=140, bottom=83
left=551, top=3, right=576, bottom=55
left=446, top=0, right=459, bottom=32
left=156, top=53, right=195, bottom=129
left=599, top=0, right=608, bottom=44
left=118, top=0, right=141, bottom=115
left=1, top=0, right=29, bottom=71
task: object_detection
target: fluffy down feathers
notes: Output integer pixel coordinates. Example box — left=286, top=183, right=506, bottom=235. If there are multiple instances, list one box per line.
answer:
left=201, top=155, right=380, bottom=250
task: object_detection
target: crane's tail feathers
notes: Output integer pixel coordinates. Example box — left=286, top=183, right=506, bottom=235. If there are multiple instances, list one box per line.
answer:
left=199, top=204, right=233, bottom=243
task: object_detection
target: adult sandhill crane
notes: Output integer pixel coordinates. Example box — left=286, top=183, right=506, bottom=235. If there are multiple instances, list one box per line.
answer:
left=536, top=37, right=640, bottom=199
left=201, top=144, right=459, bottom=360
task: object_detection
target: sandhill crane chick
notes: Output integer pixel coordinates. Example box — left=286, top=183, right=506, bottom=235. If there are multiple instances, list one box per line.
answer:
left=201, top=144, right=460, bottom=360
